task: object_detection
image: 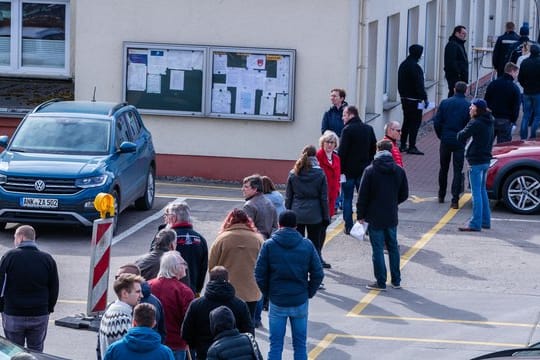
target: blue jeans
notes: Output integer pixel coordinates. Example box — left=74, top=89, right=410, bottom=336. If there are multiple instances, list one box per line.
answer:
left=342, top=176, right=361, bottom=231
left=268, top=300, right=308, bottom=360
left=172, top=349, right=186, bottom=360
left=368, top=226, right=400, bottom=287
left=2, top=313, right=49, bottom=352
left=520, top=93, right=540, bottom=139
left=469, top=163, right=491, bottom=230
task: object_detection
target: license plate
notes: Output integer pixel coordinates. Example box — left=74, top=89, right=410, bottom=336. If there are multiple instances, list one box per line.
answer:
left=20, top=197, right=59, bottom=208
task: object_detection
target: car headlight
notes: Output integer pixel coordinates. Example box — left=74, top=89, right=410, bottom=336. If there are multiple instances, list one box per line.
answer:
left=0, top=174, right=6, bottom=184
left=75, top=175, right=108, bottom=188
left=489, top=158, right=498, bottom=168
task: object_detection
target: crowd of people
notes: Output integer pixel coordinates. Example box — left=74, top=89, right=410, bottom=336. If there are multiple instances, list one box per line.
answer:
left=0, top=20, right=537, bottom=360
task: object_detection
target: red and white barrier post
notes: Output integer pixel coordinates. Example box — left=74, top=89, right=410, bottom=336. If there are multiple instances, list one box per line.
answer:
left=86, top=193, right=115, bottom=315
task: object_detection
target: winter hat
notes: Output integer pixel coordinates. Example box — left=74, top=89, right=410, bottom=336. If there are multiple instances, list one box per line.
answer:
left=409, top=44, right=424, bottom=59
left=520, top=22, right=529, bottom=36
left=472, top=99, right=487, bottom=111
left=209, top=305, right=236, bottom=336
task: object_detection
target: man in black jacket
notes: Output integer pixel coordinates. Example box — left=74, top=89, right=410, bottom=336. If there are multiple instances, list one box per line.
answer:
left=356, top=140, right=408, bottom=291
left=433, top=81, right=470, bottom=208
left=182, top=266, right=253, bottom=360
left=0, top=225, right=59, bottom=352
left=398, top=44, right=428, bottom=155
left=338, top=105, right=377, bottom=234
left=492, top=22, right=519, bottom=77
left=517, top=44, right=540, bottom=140
left=444, top=25, right=469, bottom=97
left=485, top=62, right=521, bottom=143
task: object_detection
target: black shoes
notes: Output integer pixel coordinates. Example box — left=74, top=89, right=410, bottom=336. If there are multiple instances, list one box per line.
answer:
left=438, top=196, right=444, bottom=203
left=399, top=146, right=408, bottom=153
left=407, top=147, right=424, bottom=155
left=322, top=261, right=332, bottom=269
left=458, top=227, right=481, bottom=232
left=450, top=201, right=459, bottom=209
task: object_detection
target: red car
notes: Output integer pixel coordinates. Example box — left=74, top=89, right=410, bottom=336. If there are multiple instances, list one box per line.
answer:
left=487, top=140, right=540, bottom=214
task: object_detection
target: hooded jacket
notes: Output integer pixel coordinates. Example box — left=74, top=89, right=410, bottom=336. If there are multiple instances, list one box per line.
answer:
left=518, top=45, right=540, bottom=95
left=206, top=306, right=262, bottom=360
left=457, top=111, right=494, bottom=165
left=103, top=326, right=174, bottom=360
left=356, top=151, right=409, bottom=229
left=254, top=227, right=324, bottom=307
left=398, top=45, right=427, bottom=101
left=181, top=280, right=253, bottom=360
left=285, top=156, right=329, bottom=224
left=444, top=34, right=469, bottom=81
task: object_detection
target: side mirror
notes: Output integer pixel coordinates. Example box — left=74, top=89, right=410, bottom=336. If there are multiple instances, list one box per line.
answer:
left=118, top=141, right=136, bottom=153
left=0, top=135, right=9, bottom=148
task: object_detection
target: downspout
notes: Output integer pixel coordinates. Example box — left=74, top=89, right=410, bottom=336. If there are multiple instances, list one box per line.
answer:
left=437, top=0, right=447, bottom=102
left=355, top=0, right=368, bottom=119
left=348, top=0, right=359, bottom=113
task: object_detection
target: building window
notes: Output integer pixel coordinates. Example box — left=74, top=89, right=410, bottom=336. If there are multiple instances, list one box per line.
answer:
left=425, top=0, right=437, bottom=80
left=384, top=13, right=400, bottom=101
left=0, top=0, right=70, bottom=77
left=407, top=6, right=419, bottom=52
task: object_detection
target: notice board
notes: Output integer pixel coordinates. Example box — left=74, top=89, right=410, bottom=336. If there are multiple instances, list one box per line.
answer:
left=123, top=43, right=207, bottom=116
left=123, top=42, right=295, bottom=121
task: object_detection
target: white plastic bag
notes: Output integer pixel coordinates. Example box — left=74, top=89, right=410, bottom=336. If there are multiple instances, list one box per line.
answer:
left=350, top=221, right=369, bottom=241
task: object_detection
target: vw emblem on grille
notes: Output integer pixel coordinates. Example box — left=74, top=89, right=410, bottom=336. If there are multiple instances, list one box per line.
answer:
left=34, top=180, right=46, bottom=192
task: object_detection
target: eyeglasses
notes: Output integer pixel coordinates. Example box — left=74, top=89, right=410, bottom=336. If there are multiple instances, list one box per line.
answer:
left=392, top=128, right=402, bottom=132
left=163, top=212, right=174, bottom=217
left=324, top=140, right=336, bottom=144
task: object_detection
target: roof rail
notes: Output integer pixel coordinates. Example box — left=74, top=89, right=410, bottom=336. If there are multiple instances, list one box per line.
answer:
left=31, top=98, right=63, bottom=113
left=108, top=102, right=129, bottom=116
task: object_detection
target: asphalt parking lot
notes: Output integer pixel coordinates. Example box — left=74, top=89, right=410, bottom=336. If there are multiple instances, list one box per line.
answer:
left=0, top=126, right=539, bottom=359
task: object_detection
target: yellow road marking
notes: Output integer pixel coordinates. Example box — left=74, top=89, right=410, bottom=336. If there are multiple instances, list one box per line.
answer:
left=350, top=314, right=534, bottom=328
left=156, top=182, right=239, bottom=190
left=156, top=193, right=244, bottom=202
left=309, top=194, right=475, bottom=358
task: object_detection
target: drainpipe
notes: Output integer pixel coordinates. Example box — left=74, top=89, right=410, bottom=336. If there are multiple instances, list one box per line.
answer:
left=353, top=0, right=368, bottom=120
left=437, top=0, right=447, bottom=102
left=349, top=0, right=361, bottom=115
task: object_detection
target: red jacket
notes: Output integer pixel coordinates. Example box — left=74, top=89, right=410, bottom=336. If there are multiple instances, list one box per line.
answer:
left=316, top=148, right=341, bottom=217
left=149, top=277, right=194, bottom=350
left=383, top=135, right=404, bottom=167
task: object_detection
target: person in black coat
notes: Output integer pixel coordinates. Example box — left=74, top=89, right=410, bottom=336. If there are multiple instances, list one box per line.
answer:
left=444, top=25, right=469, bottom=97
left=398, top=44, right=428, bottom=155
left=433, top=81, right=470, bottom=208
left=517, top=43, right=540, bottom=140
left=182, top=266, right=253, bottom=360
left=492, top=22, right=519, bottom=77
left=206, top=306, right=262, bottom=360
left=338, top=105, right=377, bottom=234
left=484, top=62, right=521, bottom=143
left=356, top=140, right=408, bottom=290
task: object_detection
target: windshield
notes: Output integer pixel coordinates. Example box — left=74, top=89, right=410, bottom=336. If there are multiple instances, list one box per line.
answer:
left=10, top=116, right=111, bottom=155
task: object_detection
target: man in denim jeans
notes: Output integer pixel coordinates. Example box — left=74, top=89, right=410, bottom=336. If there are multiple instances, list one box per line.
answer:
left=356, top=140, right=409, bottom=291
left=0, top=225, right=59, bottom=352
left=338, top=105, right=377, bottom=234
left=255, top=210, right=324, bottom=360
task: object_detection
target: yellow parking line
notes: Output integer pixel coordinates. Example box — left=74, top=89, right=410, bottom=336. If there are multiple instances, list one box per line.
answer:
left=350, top=314, right=534, bottom=328
left=309, top=334, right=338, bottom=359
left=156, top=193, right=244, bottom=202
left=156, top=182, right=239, bottom=190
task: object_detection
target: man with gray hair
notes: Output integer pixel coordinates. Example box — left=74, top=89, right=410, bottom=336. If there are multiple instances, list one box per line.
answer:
left=161, top=201, right=208, bottom=296
left=383, top=121, right=404, bottom=167
left=242, top=174, right=278, bottom=239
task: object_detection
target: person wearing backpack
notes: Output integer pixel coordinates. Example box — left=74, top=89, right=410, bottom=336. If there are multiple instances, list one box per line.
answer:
left=492, top=22, right=519, bottom=77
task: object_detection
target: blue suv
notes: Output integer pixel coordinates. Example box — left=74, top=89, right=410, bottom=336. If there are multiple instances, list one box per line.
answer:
left=0, top=100, right=156, bottom=231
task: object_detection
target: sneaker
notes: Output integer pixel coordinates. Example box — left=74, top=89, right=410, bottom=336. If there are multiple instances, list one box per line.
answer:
left=366, top=282, right=386, bottom=291
left=391, top=283, right=402, bottom=289
left=322, top=261, right=332, bottom=269
left=318, top=283, right=326, bottom=290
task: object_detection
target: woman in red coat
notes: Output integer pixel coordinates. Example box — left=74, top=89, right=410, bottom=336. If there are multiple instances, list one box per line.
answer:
left=316, top=130, right=341, bottom=269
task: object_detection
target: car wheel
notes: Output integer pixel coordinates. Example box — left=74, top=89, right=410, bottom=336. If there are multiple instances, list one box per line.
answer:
left=134, top=167, right=155, bottom=211
left=502, top=170, right=540, bottom=214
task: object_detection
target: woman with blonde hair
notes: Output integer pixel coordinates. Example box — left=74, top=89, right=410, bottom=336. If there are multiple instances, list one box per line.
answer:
left=208, top=208, right=264, bottom=322
left=315, top=131, right=341, bottom=268
left=285, top=145, right=329, bottom=269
